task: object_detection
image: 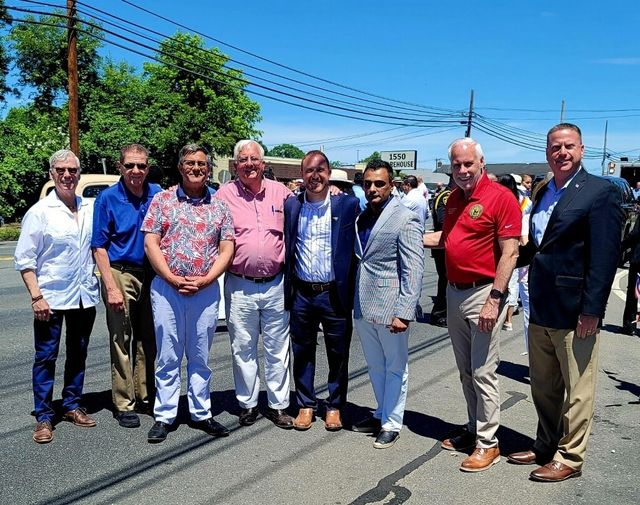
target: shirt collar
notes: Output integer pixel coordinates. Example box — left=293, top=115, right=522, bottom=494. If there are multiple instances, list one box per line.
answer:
left=548, top=166, right=582, bottom=193
left=176, top=184, right=211, bottom=204
left=303, top=190, right=330, bottom=208
left=235, top=177, right=265, bottom=197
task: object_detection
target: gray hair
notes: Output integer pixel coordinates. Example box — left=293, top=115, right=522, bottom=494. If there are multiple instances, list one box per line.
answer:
left=178, top=144, right=213, bottom=169
left=447, top=138, right=484, bottom=162
left=233, top=140, right=264, bottom=160
left=49, top=149, right=81, bottom=173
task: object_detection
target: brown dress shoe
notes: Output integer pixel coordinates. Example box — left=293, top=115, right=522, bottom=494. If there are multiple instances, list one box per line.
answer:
left=293, top=408, right=314, bottom=430
left=265, top=408, right=294, bottom=429
left=441, top=430, right=476, bottom=451
left=460, top=447, right=500, bottom=472
left=324, top=409, right=342, bottom=431
left=33, top=420, right=53, bottom=444
left=63, top=408, right=97, bottom=427
left=530, top=460, right=582, bottom=482
left=507, top=450, right=538, bottom=465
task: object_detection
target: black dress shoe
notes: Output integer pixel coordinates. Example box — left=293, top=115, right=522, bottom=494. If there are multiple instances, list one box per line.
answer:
left=264, top=408, right=294, bottom=429
left=148, top=421, right=169, bottom=443
left=115, top=411, right=141, bottom=428
left=238, top=407, right=259, bottom=426
left=196, top=417, right=230, bottom=437
left=622, top=322, right=636, bottom=335
left=352, top=416, right=382, bottom=434
left=373, top=430, right=399, bottom=449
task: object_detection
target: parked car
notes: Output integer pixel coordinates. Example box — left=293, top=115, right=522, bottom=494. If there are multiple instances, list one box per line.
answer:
left=602, top=176, right=639, bottom=265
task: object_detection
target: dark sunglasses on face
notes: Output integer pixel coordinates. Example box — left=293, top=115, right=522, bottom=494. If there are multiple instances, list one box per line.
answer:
left=363, top=180, right=387, bottom=188
left=53, top=167, right=78, bottom=175
left=122, top=162, right=148, bottom=170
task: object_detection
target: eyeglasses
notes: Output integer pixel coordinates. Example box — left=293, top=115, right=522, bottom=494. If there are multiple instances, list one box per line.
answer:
left=53, top=167, right=79, bottom=175
left=183, top=160, right=208, bottom=168
left=122, top=162, right=148, bottom=170
left=363, top=180, right=388, bottom=188
left=236, top=157, right=262, bottom=165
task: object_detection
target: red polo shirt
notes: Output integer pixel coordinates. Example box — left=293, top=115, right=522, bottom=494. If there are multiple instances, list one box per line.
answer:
left=443, top=174, right=521, bottom=283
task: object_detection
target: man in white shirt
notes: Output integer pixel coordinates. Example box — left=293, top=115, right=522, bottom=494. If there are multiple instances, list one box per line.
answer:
left=15, top=149, right=101, bottom=444
left=401, top=175, right=428, bottom=230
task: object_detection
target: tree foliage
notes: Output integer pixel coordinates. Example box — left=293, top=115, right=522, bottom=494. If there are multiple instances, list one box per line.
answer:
left=0, top=0, right=12, bottom=102
left=268, top=143, right=305, bottom=159
left=0, top=18, right=262, bottom=218
left=360, top=151, right=381, bottom=163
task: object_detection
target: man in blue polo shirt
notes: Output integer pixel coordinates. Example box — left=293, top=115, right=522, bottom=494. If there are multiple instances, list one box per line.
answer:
left=92, top=144, right=162, bottom=428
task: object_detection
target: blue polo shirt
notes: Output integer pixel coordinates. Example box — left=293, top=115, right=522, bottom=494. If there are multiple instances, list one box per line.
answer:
left=91, top=178, right=162, bottom=266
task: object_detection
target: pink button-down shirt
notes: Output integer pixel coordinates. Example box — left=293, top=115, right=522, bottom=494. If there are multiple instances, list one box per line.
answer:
left=215, top=178, right=292, bottom=278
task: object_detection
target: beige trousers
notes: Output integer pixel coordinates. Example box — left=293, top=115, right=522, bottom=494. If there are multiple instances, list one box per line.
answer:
left=103, top=268, right=156, bottom=412
left=528, top=323, right=599, bottom=470
left=447, top=284, right=507, bottom=448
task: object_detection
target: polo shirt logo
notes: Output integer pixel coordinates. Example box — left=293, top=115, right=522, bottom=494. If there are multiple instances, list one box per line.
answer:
left=469, top=204, right=484, bottom=219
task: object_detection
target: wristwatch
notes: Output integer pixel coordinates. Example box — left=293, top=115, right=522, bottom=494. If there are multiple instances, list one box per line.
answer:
left=489, top=289, right=504, bottom=300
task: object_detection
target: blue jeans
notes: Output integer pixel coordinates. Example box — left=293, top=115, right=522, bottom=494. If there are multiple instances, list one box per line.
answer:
left=33, top=307, right=96, bottom=422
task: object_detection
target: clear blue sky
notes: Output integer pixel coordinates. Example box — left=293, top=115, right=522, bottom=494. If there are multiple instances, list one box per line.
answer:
left=11, top=0, right=640, bottom=171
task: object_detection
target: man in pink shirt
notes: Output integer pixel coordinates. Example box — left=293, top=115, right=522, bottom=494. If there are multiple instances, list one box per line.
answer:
left=215, top=140, right=294, bottom=429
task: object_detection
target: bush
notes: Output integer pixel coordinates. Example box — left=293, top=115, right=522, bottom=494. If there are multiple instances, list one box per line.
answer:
left=0, top=223, right=21, bottom=241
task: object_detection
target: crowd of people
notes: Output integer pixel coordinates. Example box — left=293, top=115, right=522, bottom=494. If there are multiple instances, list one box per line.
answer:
left=15, top=122, right=624, bottom=483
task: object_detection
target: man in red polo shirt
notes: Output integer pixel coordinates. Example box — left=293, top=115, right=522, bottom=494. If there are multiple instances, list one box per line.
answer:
left=424, top=137, right=520, bottom=472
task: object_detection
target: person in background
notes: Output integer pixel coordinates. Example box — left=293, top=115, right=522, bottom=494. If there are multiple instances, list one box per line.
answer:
left=401, top=175, right=428, bottom=231
left=15, top=149, right=100, bottom=444
left=352, top=171, right=368, bottom=211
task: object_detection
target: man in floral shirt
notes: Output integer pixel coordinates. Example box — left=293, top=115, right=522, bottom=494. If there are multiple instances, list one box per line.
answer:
left=142, top=144, right=235, bottom=443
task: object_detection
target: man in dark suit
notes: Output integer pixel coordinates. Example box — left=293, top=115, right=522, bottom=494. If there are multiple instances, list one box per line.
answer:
left=284, top=150, right=360, bottom=432
left=508, top=123, right=623, bottom=481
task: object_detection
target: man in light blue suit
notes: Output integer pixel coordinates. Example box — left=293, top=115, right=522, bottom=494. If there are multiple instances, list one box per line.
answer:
left=352, top=159, right=424, bottom=449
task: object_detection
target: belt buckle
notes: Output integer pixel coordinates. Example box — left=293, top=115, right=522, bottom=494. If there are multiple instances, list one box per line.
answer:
left=311, top=283, right=322, bottom=292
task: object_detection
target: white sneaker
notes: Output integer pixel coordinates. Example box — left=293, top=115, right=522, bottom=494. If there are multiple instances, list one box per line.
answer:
left=502, top=322, right=513, bottom=331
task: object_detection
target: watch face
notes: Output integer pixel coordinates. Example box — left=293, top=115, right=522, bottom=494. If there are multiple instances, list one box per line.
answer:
left=489, top=289, right=503, bottom=299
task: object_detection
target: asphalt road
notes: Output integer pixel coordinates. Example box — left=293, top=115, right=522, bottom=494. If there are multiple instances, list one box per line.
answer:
left=0, top=241, right=638, bottom=505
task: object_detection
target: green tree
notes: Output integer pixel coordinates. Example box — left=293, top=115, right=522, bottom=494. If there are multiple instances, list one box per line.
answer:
left=7, top=11, right=102, bottom=110
left=360, top=151, right=381, bottom=163
left=0, top=0, right=12, bottom=103
left=268, top=143, right=305, bottom=159
left=140, top=32, right=261, bottom=179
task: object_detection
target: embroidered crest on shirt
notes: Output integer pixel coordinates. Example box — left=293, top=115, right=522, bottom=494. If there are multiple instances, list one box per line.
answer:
left=469, top=204, right=483, bottom=219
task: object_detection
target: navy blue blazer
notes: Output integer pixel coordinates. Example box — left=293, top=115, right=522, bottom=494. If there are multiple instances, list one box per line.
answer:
left=284, top=192, right=360, bottom=313
left=519, top=169, right=624, bottom=329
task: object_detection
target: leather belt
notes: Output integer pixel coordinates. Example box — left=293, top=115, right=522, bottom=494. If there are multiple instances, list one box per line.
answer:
left=448, top=278, right=493, bottom=290
left=229, top=271, right=279, bottom=284
left=295, top=279, right=334, bottom=293
left=111, top=262, right=145, bottom=274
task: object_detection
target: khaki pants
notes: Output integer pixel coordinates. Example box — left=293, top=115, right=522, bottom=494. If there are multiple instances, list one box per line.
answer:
left=447, top=284, right=507, bottom=448
left=103, top=267, right=156, bottom=412
left=528, top=323, right=599, bottom=470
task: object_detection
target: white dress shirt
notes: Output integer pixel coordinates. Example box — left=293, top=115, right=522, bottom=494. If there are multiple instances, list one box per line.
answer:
left=14, top=191, right=100, bottom=309
left=294, top=192, right=334, bottom=283
left=401, top=188, right=428, bottom=230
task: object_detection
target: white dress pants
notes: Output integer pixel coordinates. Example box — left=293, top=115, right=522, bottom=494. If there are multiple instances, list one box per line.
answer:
left=150, top=276, right=219, bottom=424
left=355, top=318, right=409, bottom=432
left=225, top=273, right=291, bottom=409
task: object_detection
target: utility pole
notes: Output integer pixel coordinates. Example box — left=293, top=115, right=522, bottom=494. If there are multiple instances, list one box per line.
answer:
left=560, top=99, right=565, bottom=123
left=601, top=120, right=608, bottom=175
left=67, top=0, right=79, bottom=156
left=465, top=89, right=474, bottom=137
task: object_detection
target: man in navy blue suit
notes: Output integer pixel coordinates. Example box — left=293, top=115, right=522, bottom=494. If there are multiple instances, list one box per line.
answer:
left=508, top=123, right=623, bottom=482
left=284, top=150, right=360, bottom=432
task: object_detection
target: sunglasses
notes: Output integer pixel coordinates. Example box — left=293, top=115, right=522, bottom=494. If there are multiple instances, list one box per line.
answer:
left=363, top=180, right=388, bottom=188
left=53, top=167, right=79, bottom=175
left=122, top=162, right=148, bottom=170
